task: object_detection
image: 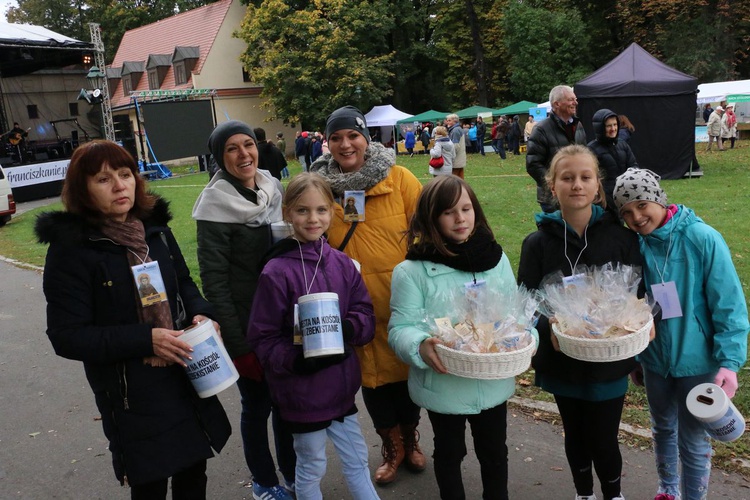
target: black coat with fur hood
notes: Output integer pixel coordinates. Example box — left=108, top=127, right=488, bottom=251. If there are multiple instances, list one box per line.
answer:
left=35, top=197, right=230, bottom=486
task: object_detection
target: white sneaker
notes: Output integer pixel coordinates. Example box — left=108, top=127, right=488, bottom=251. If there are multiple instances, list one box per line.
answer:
left=612, top=495, right=625, bottom=500
left=575, top=496, right=598, bottom=500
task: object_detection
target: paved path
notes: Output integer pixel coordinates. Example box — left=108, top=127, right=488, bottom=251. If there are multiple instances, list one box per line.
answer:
left=1, top=255, right=750, bottom=499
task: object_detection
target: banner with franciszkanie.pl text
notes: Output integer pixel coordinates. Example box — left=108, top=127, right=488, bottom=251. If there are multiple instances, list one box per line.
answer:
left=5, top=160, right=69, bottom=188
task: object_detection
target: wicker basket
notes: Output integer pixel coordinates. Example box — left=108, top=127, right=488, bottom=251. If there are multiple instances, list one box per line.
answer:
left=551, top=315, right=653, bottom=363
left=435, top=339, right=536, bottom=380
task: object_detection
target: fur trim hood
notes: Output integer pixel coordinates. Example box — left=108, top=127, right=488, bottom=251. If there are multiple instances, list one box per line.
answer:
left=35, top=196, right=173, bottom=245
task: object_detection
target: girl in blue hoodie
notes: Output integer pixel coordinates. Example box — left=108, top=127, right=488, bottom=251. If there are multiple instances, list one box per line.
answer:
left=613, top=168, right=748, bottom=500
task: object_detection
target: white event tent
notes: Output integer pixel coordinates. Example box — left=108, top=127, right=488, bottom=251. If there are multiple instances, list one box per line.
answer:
left=364, top=105, right=413, bottom=146
left=696, top=79, right=750, bottom=104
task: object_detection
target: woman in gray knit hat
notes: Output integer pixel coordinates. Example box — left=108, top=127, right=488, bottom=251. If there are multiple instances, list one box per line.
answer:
left=310, top=105, right=426, bottom=485
left=192, top=120, right=296, bottom=500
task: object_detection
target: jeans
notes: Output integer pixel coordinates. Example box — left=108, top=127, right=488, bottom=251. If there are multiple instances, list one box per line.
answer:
left=554, top=394, right=625, bottom=499
left=130, top=460, right=206, bottom=500
left=644, top=369, right=715, bottom=500
left=298, top=155, right=308, bottom=172
left=493, top=139, right=506, bottom=159
left=237, top=376, right=296, bottom=487
left=361, top=381, right=421, bottom=429
left=292, top=414, right=379, bottom=500
left=427, top=403, right=509, bottom=500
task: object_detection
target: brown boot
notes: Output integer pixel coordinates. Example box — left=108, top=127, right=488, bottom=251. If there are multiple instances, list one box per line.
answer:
left=400, top=422, right=426, bottom=472
left=374, top=426, right=404, bottom=484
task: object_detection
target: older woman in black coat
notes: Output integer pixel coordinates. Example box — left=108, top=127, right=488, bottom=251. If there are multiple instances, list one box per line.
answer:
left=35, top=140, right=230, bottom=499
left=587, top=108, right=638, bottom=211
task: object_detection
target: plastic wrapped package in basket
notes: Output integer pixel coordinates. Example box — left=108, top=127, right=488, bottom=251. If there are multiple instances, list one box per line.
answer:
left=539, top=263, right=655, bottom=362
left=435, top=339, right=536, bottom=379
left=551, top=315, right=653, bottom=362
left=425, top=285, right=541, bottom=380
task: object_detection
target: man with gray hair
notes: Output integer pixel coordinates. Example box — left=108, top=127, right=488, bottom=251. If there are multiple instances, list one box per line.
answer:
left=445, top=113, right=467, bottom=178
left=526, top=85, right=587, bottom=212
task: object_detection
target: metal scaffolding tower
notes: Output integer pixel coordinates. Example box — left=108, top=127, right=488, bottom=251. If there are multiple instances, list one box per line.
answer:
left=89, top=23, right=115, bottom=141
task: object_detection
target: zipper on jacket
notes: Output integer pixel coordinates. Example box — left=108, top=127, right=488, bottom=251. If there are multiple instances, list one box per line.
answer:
left=117, top=363, right=130, bottom=410
left=106, top=388, right=129, bottom=485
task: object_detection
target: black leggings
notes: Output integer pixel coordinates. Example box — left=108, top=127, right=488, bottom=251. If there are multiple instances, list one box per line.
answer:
left=554, top=394, right=625, bottom=500
left=361, top=381, right=421, bottom=429
left=130, top=459, right=207, bottom=500
left=428, top=403, right=508, bottom=500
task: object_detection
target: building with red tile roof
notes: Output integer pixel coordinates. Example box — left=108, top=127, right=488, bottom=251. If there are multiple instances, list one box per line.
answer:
left=107, top=0, right=298, bottom=160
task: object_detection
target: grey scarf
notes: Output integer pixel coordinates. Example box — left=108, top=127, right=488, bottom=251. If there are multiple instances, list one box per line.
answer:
left=310, top=142, right=394, bottom=196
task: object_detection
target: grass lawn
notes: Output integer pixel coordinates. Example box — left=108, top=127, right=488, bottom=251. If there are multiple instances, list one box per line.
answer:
left=2, top=144, right=749, bottom=474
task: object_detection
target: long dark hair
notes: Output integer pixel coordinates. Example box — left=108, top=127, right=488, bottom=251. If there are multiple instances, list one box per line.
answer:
left=405, top=175, right=492, bottom=257
left=62, top=140, right=155, bottom=222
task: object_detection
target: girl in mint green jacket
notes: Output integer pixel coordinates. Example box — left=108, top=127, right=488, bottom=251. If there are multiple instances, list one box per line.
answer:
left=389, top=175, right=533, bottom=500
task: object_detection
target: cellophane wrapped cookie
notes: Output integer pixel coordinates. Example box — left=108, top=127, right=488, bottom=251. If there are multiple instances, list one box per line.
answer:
left=424, top=284, right=539, bottom=353
left=538, top=263, right=652, bottom=338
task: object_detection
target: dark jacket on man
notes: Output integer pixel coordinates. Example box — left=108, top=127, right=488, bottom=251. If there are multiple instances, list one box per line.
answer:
left=257, top=141, right=288, bottom=180
left=526, top=112, right=587, bottom=206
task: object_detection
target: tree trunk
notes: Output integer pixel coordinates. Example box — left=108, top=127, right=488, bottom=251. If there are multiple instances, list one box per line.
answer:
left=464, top=0, right=488, bottom=106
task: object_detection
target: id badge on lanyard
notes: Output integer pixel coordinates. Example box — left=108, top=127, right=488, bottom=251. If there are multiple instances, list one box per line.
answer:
left=131, top=261, right=168, bottom=307
left=650, top=281, right=683, bottom=319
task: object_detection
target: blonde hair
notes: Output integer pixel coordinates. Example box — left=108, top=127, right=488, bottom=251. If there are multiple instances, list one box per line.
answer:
left=283, top=172, right=334, bottom=220
left=433, top=126, right=448, bottom=137
left=545, top=144, right=606, bottom=208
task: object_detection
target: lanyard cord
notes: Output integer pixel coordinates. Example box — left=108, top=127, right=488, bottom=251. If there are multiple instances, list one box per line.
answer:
left=643, top=223, right=675, bottom=284
left=127, top=245, right=150, bottom=264
left=563, top=220, right=588, bottom=275
left=296, top=238, right=324, bottom=295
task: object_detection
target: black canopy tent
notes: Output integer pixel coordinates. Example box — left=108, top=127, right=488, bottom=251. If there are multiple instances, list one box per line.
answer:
left=575, top=43, right=699, bottom=179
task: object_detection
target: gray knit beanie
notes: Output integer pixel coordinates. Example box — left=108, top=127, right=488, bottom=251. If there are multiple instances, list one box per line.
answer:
left=613, top=167, right=667, bottom=212
left=208, top=120, right=257, bottom=171
left=325, top=106, right=370, bottom=143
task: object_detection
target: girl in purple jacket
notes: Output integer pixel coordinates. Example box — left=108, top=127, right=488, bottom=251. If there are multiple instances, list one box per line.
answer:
left=247, top=173, right=379, bottom=500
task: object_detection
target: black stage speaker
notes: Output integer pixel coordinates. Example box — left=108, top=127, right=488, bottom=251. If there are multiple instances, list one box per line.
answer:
left=113, top=115, right=134, bottom=141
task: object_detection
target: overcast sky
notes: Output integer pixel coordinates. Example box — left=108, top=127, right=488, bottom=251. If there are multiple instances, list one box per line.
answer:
left=1, top=1, right=17, bottom=21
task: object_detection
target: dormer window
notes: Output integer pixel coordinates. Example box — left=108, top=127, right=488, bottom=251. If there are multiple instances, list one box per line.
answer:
left=172, top=46, right=199, bottom=86
left=175, top=62, right=187, bottom=85
left=146, top=54, right=171, bottom=89
left=121, top=61, right=144, bottom=96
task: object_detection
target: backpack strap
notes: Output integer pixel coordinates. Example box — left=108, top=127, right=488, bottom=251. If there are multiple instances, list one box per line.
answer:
left=338, top=221, right=358, bottom=252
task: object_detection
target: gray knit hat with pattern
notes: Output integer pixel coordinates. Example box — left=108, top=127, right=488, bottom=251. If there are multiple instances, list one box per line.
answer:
left=613, top=167, right=667, bottom=212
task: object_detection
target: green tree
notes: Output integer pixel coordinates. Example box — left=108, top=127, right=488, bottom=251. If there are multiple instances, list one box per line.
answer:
left=237, top=0, right=396, bottom=127
left=614, top=0, right=750, bottom=82
left=432, top=0, right=510, bottom=108
left=502, top=2, right=593, bottom=102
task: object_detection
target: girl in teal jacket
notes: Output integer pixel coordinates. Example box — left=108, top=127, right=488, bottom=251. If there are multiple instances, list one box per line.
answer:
left=389, top=175, right=534, bottom=500
left=614, top=168, right=749, bottom=500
